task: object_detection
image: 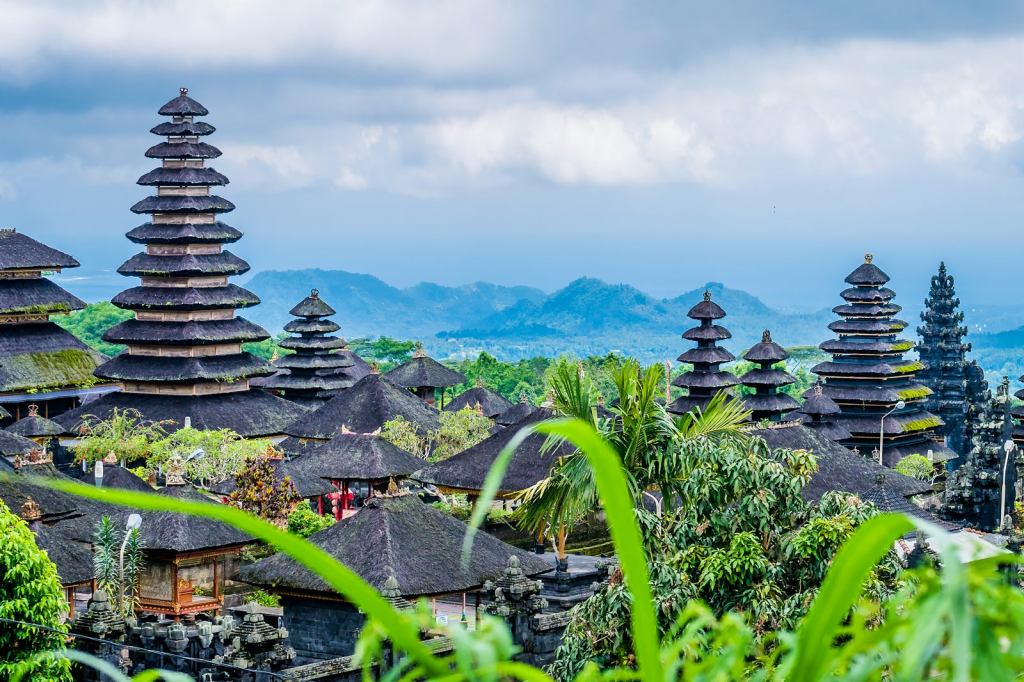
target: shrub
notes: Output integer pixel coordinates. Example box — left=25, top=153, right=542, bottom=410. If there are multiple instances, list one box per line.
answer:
left=894, top=454, right=934, bottom=481
left=287, top=503, right=335, bottom=537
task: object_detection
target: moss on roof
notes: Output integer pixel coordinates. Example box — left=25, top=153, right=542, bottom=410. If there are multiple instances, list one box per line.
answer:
left=0, top=348, right=103, bottom=392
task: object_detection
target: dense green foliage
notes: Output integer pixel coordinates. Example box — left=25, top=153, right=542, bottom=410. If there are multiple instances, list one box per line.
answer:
left=0, top=499, right=72, bottom=681
left=287, top=503, right=335, bottom=537
left=228, top=457, right=301, bottom=526
left=894, top=454, right=936, bottom=481
left=54, top=302, right=132, bottom=357
left=73, top=411, right=276, bottom=487
left=379, top=408, right=494, bottom=461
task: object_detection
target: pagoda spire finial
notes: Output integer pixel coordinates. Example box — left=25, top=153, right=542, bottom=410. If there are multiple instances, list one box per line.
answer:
left=180, top=87, right=188, bottom=96
left=761, top=329, right=771, bottom=343
left=864, top=253, right=873, bottom=263
left=703, top=289, right=711, bottom=302
left=310, top=288, right=319, bottom=299
left=813, top=382, right=823, bottom=397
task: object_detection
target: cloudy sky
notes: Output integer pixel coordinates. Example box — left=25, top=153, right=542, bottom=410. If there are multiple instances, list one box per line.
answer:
left=2, top=1, right=1024, bottom=308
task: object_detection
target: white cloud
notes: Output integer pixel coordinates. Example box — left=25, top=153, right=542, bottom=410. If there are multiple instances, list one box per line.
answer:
left=0, top=0, right=534, bottom=80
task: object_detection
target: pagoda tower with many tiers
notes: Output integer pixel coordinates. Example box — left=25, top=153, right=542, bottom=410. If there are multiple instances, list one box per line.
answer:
left=812, top=254, right=953, bottom=466
left=57, top=89, right=305, bottom=437
left=739, top=330, right=800, bottom=422
left=263, top=289, right=363, bottom=407
left=916, top=262, right=970, bottom=457
left=667, top=291, right=739, bottom=416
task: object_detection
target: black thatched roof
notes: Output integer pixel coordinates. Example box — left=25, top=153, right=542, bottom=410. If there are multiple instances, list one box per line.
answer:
left=0, top=405, right=9, bottom=421
left=415, top=408, right=570, bottom=494
left=495, top=398, right=538, bottom=427
left=0, top=230, right=80, bottom=271
left=145, top=141, right=222, bottom=160
left=290, top=292, right=335, bottom=318
left=0, top=474, right=80, bottom=523
left=753, top=424, right=932, bottom=505
left=208, top=456, right=336, bottom=498
left=158, top=89, right=209, bottom=116
left=687, top=291, right=727, bottom=320
left=32, top=522, right=94, bottom=586
left=112, top=284, right=260, bottom=311
left=96, top=353, right=273, bottom=383
left=117, top=251, right=249, bottom=277
left=0, top=278, right=86, bottom=315
left=137, top=166, right=228, bottom=186
left=384, top=352, right=465, bottom=389
left=238, top=493, right=549, bottom=597
left=149, top=120, right=216, bottom=136
left=444, top=386, right=514, bottom=418
left=678, top=346, right=734, bottom=364
left=140, top=483, right=251, bottom=553
left=290, top=434, right=424, bottom=482
left=126, top=221, right=243, bottom=244
left=6, top=413, right=65, bottom=438
left=844, top=254, right=890, bottom=286
left=0, top=429, right=39, bottom=457
left=0, top=322, right=105, bottom=393
left=285, top=374, right=440, bottom=440
left=69, top=463, right=154, bottom=493
left=130, top=195, right=235, bottom=215
left=103, top=317, right=269, bottom=346
left=56, top=389, right=309, bottom=439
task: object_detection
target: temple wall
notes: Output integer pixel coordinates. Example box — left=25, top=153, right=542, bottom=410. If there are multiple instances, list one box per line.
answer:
left=281, top=596, right=364, bottom=661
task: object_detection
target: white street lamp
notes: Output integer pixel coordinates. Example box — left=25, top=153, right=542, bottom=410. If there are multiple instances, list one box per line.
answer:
left=1001, top=440, right=1017, bottom=532
left=119, top=514, right=143, bottom=614
left=879, top=400, right=906, bottom=465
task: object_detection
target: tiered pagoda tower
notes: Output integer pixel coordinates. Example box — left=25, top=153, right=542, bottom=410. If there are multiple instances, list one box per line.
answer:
left=0, top=230, right=114, bottom=420
left=263, top=289, right=362, bottom=407
left=916, top=263, right=970, bottom=456
left=667, top=291, right=739, bottom=416
left=813, top=255, right=952, bottom=466
left=57, top=89, right=305, bottom=437
left=739, top=330, right=799, bottom=422
left=963, top=360, right=989, bottom=457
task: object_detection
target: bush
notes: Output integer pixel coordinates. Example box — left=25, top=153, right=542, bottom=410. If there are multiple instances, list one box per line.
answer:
left=247, top=589, right=281, bottom=608
left=0, top=499, right=72, bottom=681
left=287, top=504, right=335, bottom=537
left=894, top=454, right=934, bottom=481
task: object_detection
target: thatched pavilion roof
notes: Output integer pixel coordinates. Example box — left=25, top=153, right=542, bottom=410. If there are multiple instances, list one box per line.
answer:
left=444, top=385, right=513, bottom=419
left=238, top=493, right=549, bottom=597
left=384, top=350, right=465, bottom=389
left=286, top=433, right=424, bottom=484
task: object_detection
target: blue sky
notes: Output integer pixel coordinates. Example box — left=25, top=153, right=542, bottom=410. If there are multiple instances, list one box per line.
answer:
left=2, top=1, right=1024, bottom=309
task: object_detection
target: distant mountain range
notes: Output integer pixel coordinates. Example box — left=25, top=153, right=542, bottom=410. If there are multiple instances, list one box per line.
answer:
left=242, top=270, right=834, bottom=363
left=58, top=267, right=1024, bottom=375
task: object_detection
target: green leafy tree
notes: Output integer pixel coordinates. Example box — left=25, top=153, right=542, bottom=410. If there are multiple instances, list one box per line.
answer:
left=444, top=351, right=551, bottom=402
left=72, top=408, right=169, bottom=465
left=287, top=503, right=335, bottom=537
left=242, top=333, right=291, bottom=361
left=0, top=499, right=72, bottom=681
left=894, top=454, right=934, bottom=481
left=348, top=336, right=417, bottom=370
left=380, top=409, right=492, bottom=462
left=228, top=457, right=301, bottom=526
left=92, top=516, right=145, bottom=618
left=54, top=302, right=133, bottom=356
left=146, top=427, right=277, bottom=488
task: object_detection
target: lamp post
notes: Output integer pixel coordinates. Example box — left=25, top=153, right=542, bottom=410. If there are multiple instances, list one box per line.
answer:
left=879, top=400, right=906, bottom=465
left=119, top=513, right=142, bottom=614
left=1001, top=440, right=1017, bottom=532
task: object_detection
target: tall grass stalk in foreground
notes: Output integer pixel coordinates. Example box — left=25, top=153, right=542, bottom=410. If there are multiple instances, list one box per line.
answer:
left=15, top=417, right=1024, bottom=680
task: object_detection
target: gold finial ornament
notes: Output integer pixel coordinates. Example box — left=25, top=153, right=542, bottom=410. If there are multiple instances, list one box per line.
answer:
left=813, top=383, right=823, bottom=397
left=165, top=454, right=186, bottom=486
left=27, top=404, right=39, bottom=417
left=865, top=253, right=873, bottom=264
left=412, top=344, right=427, bottom=359
left=310, top=288, right=319, bottom=299
left=762, top=329, right=771, bottom=343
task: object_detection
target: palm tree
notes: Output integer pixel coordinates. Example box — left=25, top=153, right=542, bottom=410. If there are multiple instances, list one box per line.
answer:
left=514, top=358, right=751, bottom=562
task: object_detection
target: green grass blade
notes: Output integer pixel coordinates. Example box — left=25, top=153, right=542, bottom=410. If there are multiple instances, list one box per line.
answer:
left=465, top=417, right=662, bottom=682
left=790, top=512, right=913, bottom=681
left=21, top=475, right=447, bottom=678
